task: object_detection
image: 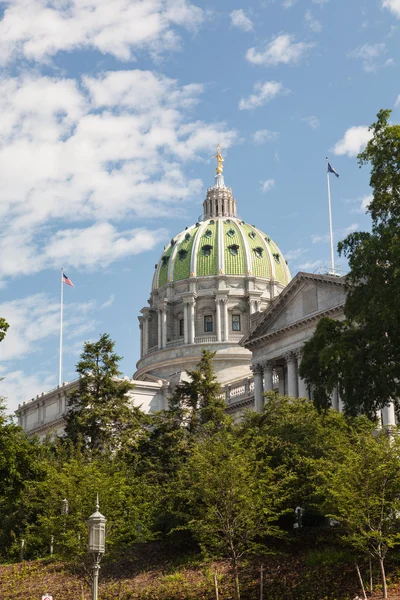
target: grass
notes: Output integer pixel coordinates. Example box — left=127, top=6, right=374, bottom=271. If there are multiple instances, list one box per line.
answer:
left=1, top=535, right=400, bottom=600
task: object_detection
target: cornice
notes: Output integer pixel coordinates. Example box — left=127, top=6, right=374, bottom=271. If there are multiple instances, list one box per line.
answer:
left=241, top=271, right=346, bottom=346
left=246, top=303, right=344, bottom=349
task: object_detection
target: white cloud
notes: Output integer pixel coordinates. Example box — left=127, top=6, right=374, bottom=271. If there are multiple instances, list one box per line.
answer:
left=312, top=223, right=359, bottom=244
left=0, top=293, right=98, bottom=363
left=350, top=43, right=386, bottom=72
left=351, top=194, right=373, bottom=213
left=0, top=0, right=204, bottom=65
left=383, top=0, right=400, bottom=18
left=1, top=369, right=56, bottom=415
left=282, top=0, right=297, bottom=7
left=44, top=223, right=167, bottom=269
left=312, top=0, right=329, bottom=4
left=239, top=81, right=285, bottom=110
left=285, top=248, right=308, bottom=260
left=299, top=259, right=323, bottom=271
left=230, top=9, right=253, bottom=32
left=333, top=125, right=372, bottom=157
left=304, top=10, right=322, bottom=32
left=302, top=115, right=320, bottom=129
left=246, top=34, right=314, bottom=67
left=252, top=129, right=279, bottom=144
left=0, top=71, right=238, bottom=281
left=261, top=179, right=275, bottom=193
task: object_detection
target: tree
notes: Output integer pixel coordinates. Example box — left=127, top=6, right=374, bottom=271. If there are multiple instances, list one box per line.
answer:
left=19, top=441, right=158, bottom=561
left=0, top=401, right=47, bottom=561
left=64, top=333, right=144, bottom=453
left=300, top=109, right=400, bottom=415
left=0, top=317, right=9, bottom=343
left=167, top=349, right=229, bottom=434
left=323, top=428, right=400, bottom=599
left=178, top=430, right=285, bottom=600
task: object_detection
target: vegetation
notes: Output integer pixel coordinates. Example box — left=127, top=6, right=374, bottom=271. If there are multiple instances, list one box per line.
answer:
left=300, top=109, right=400, bottom=417
left=1, top=337, right=400, bottom=598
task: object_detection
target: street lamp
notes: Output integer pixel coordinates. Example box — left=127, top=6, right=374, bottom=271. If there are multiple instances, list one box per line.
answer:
left=87, top=495, right=106, bottom=600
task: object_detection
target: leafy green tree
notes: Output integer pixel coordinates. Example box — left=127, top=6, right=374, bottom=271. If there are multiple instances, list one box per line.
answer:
left=0, top=317, right=9, bottom=343
left=178, top=429, right=285, bottom=600
left=168, top=350, right=229, bottom=434
left=64, top=333, right=144, bottom=454
left=300, top=109, right=400, bottom=415
left=238, top=394, right=371, bottom=519
left=20, top=441, right=158, bottom=561
left=323, top=428, right=400, bottom=598
left=0, top=403, right=47, bottom=561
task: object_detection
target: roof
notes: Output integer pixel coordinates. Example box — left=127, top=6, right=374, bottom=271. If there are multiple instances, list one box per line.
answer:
left=152, top=216, right=291, bottom=290
left=241, top=271, right=347, bottom=347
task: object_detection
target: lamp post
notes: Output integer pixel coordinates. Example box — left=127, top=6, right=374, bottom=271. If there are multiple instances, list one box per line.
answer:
left=87, top=495, right=106, bottom=600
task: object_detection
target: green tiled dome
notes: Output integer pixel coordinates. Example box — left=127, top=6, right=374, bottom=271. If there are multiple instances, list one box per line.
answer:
left=152, top=217, right=291, bottom=290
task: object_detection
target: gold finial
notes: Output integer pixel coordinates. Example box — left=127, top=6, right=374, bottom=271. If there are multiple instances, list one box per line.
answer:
left=213, top=144, right=224, bottom=175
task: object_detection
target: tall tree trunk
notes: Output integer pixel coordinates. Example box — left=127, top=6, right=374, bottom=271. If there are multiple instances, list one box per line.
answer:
left=369, top=556, right=373, bottom=594
left=232, top=558, right=240, bottom=600
left=379, top=557, right=387, bottom=599
left=355, top=563, right=367, bottom=600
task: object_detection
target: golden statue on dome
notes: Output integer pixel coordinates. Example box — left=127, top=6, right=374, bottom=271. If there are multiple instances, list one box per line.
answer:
left=213, top=144, right=224, bottom=175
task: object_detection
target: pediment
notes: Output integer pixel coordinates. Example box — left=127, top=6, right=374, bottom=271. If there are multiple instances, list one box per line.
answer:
left=242, top=272, right=346, bottom=346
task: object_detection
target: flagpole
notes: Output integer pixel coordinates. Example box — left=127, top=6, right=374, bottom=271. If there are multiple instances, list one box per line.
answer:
left=59, top=268, right=64, bottom=387
left=326, top=157, right=335, bottom=275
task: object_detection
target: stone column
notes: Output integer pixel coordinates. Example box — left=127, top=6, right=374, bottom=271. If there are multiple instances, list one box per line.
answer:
left=183, top=302, right=189, bottom=344
left=285, top=352, right=298, bottom=398
left=296, top=349, right=308, bottom=399
left=382, top=402, right=396, bottom=428
left=189, top=299, right=196, bottom=344
left=276, top=366, right=285, bottom=396
left=139, top=319, right=143, bottom=357
left=252, top=364, right=264, bottom=412
left=216, top=298, right=222, bottom=342
left=263, top=362, right=274, bottom=392
left=162, top=383, right=170, bottom=410
left=143, top=315, right=149, bottom=355
left=222, top=298, right=229, bottom=342
left=162, top=308, right=167, bottom=349
left=157, top=309, right=162, bottom=349
left=330, top=387, right=339, bottom=411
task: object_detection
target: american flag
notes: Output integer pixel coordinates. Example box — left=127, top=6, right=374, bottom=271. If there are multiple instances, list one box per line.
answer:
left=62, top=272, right=75, bottom=287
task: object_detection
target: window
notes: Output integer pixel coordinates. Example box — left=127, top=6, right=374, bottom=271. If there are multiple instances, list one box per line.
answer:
left=204, top=315, right=213, bottom=332
left=227, top=228, right=235, bottom=237
left=228, top=244, right=239, bottom=256
left=249, top=231, right=256, bottom=239
left=178, top=249, right=188, bottom=260
left=205, top=229, right=212, bottom=238
left=202, top=244, right=213, bottom=256
left=185, top=233, right=191, bottom=241
left=254, top=246, right=263, bottom=259
left=232, top=315, right=241, bottom=331
left=179, top=319, right=184, bottom=337
left=161, top=256, right=169, bottom=266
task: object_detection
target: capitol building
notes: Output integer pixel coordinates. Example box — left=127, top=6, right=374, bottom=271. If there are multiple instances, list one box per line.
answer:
left=16, top=150, right=397, bottom=436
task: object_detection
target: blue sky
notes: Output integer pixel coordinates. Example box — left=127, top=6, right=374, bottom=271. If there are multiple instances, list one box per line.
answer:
left=0, top=0, right=399, bottom=412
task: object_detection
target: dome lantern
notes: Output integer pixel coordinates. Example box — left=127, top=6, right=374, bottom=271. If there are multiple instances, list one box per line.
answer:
left=203, top=145, right=237, bottom=219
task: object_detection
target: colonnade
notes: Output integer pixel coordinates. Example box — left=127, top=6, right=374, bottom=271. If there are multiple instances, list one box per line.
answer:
left=251, top=349, right=397, bottom=427
left=251, top=350, right=308, bottom=412
left=140, top=293, right=263, bottom=356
